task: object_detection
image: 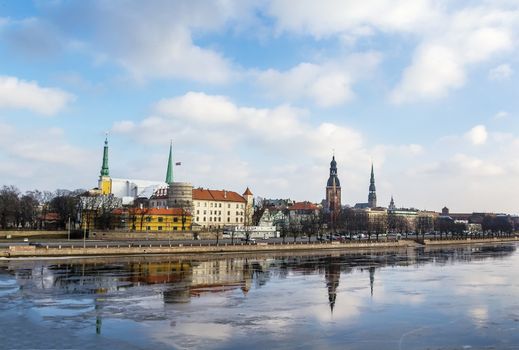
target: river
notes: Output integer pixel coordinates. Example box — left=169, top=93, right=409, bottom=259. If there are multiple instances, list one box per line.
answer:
left=1, top=243, right=518, bottom=349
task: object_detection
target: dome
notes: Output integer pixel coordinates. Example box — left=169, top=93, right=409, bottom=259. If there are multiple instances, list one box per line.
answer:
left=327, top=175, right=340, bottom=187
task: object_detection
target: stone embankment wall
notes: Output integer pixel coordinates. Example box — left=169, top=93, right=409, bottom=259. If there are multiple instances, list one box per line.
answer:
left=422, top=237, right=518, bottom=245
left=1, top=240, right=413, bottom=258
left=0, top=230, right=67, bottom=239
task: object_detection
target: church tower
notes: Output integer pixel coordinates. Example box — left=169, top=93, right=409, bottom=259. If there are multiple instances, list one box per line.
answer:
left=326, top=155, right=341, bottom=226
left=98, top=136, right=112, bottom=195
left=368, top=163, right=377, bottom=208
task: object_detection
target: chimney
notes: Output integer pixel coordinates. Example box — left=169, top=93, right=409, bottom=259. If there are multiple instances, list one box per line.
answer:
left=224, top=190, right=227, bottom=198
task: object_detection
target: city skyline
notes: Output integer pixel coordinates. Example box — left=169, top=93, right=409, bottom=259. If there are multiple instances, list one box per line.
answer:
left=1, top=1, right=518, bottom=213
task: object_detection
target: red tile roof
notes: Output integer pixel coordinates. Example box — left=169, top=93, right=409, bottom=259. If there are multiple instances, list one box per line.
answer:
left=192, top=188, right=246, bottom=203
left=243, top=187, right=253, bottom=196
left=288, top=202, right=319, bottom=211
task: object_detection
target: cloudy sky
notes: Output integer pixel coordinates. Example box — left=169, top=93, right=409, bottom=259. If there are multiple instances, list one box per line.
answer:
left=1, top=1, right=518, bottom=213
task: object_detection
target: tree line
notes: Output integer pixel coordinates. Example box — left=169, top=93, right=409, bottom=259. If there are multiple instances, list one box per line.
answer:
left=0, top=185, right=85, bottom=230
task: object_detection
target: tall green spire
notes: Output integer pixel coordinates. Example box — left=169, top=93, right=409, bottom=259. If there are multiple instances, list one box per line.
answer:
left=100, top=135, right=109, bottom=177
left=165, top=141, right=173, bottom=184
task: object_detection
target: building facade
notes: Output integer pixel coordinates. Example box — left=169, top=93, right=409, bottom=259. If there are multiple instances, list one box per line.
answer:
left=192, top=188, right=253, bottom=229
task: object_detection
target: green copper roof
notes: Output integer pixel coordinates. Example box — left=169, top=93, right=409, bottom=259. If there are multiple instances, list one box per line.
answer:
left=100, top=137, right=109, bottom=176
left=165, top=141, right=173, bottom=184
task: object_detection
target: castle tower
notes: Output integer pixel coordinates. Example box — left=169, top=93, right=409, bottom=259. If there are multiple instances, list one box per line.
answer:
left=243, top=187, right=254, bottom=224
left=326, top=155, right=342, bottom=225
left=368, top=163, right=377, bottom=208
left=98, top=136, right=112, bottom=195
left=164, top=142, right=193, bottom=210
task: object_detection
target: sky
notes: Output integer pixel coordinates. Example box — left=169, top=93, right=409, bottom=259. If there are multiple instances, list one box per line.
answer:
left=0, top=0, right=518, bottom=214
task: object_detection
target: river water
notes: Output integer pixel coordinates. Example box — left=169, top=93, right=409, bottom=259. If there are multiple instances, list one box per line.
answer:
left=1, top=243, right=519, bottom=349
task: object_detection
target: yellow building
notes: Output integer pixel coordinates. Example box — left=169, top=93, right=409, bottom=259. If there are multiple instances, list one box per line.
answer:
left=114, top=207, right=192, bottom=232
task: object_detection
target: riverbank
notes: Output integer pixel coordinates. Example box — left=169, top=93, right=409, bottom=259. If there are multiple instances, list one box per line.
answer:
left=1, top=236, right=517, bottom=258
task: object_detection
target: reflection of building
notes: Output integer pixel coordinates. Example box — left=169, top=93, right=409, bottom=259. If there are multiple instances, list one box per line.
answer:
left=324, top=257, right=341, bottom=313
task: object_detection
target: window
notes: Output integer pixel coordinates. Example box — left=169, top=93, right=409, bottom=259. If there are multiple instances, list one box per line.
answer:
left=146, top=226, right=151, bottom=230
left=203, top=217, right=206, bottom=221
left=204, top=210, right=206, bottom=215
left=204, top=202, right=207, bottom=207
left=228, top=204, right=230, bottom=208
left=218, top=217, right=221, bottom=222
left=209, top=217, right=212, bottom=222
left=158, top=226, right=162, bottom=231
left=219, top=203, right=222, bottom=208
left=210, top=203, right=213, bottom=207
left=197, top=202, right=200, bottom=207
left=227, top=217, right=230, bottom=222
left=173, top=227, right=177, bottom=231
left=227, top=211, right=230, bottom=215
left=197, top=210, right=199, bottom=214
left=158, top=217, right=163, bottom=223
left=236, top=204, right=239, bottom=208
left=196, top=217, right=199, bottom=221
left=173, top=218, right=178, bottom=223
left=219, top=211, right=221, bottom=215
left=145, top=217, right=151, bottom=222
left=240, top=218, right=243, bottom=222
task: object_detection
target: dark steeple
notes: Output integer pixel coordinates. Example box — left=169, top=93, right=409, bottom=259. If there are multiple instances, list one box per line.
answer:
left=389, top=195, right=395, bottom=210
left=100, top=135, right=109, bottom=177
left=368, top=163, right=377, bottom=208
left=327, top=156, right=340, bottom=187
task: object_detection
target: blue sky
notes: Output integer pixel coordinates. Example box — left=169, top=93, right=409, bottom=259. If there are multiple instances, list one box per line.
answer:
left=1, top=0, right=518, bottom=213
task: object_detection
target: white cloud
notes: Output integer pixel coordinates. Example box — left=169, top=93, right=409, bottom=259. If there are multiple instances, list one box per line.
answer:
left=492, top=110, right=509, bottom=120
left=465, top=125, right=488, bottom=145
left=41, top=1, right=254, bottom=84
left=0, top=76, right=74, bottom=116
left=156, top=92, right=240, bottom=124
left=390, top=44, right=465, bottom=103
left=488, top=63, right=514, bottom=80
left=267, top=1, right=518, bottom=103
left=268, top=0, right=440, bottom=38
left=255, top=52, right=380, bottom=107
left=0, top=122, right=95, bottom=190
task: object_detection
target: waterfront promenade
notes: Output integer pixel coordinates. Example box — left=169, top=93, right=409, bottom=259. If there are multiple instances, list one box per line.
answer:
left=1, top=236, right=517, bottom=258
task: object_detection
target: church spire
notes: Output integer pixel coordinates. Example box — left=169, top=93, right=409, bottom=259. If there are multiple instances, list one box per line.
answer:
left=165, top=141, right=173, bottom=185
left=368, top=163, right=377, bottom=208
left=100, top=135, right=109, bottom=177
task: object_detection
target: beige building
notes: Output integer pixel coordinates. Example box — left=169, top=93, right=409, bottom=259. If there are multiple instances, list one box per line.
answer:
left=192, top=187, right=253, bottom=229
left=150, top=186, right=254, bottom=230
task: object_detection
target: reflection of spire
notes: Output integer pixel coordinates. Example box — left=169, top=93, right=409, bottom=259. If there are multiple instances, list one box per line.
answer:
left=95, top=297, right=104, bottom=334
left=325, top=258, right=341, bottom=314
left=369, top=266, right=375, bottom=297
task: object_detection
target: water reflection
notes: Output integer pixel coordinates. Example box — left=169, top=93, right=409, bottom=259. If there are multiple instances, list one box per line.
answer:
left=0, top=243, right=518, bottom=349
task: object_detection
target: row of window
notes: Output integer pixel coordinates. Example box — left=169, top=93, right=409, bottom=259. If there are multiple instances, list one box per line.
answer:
left=145, top=217, right=179, bottom=223
left=146, top=226, right=178, bottom=231
left=196, top=217, right=244, bottom=223
left=196, top=201, right=245, bottom=209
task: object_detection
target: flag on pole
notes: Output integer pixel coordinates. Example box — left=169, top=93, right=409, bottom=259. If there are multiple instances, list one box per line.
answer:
left=175, top=162, right=181, bottom=166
